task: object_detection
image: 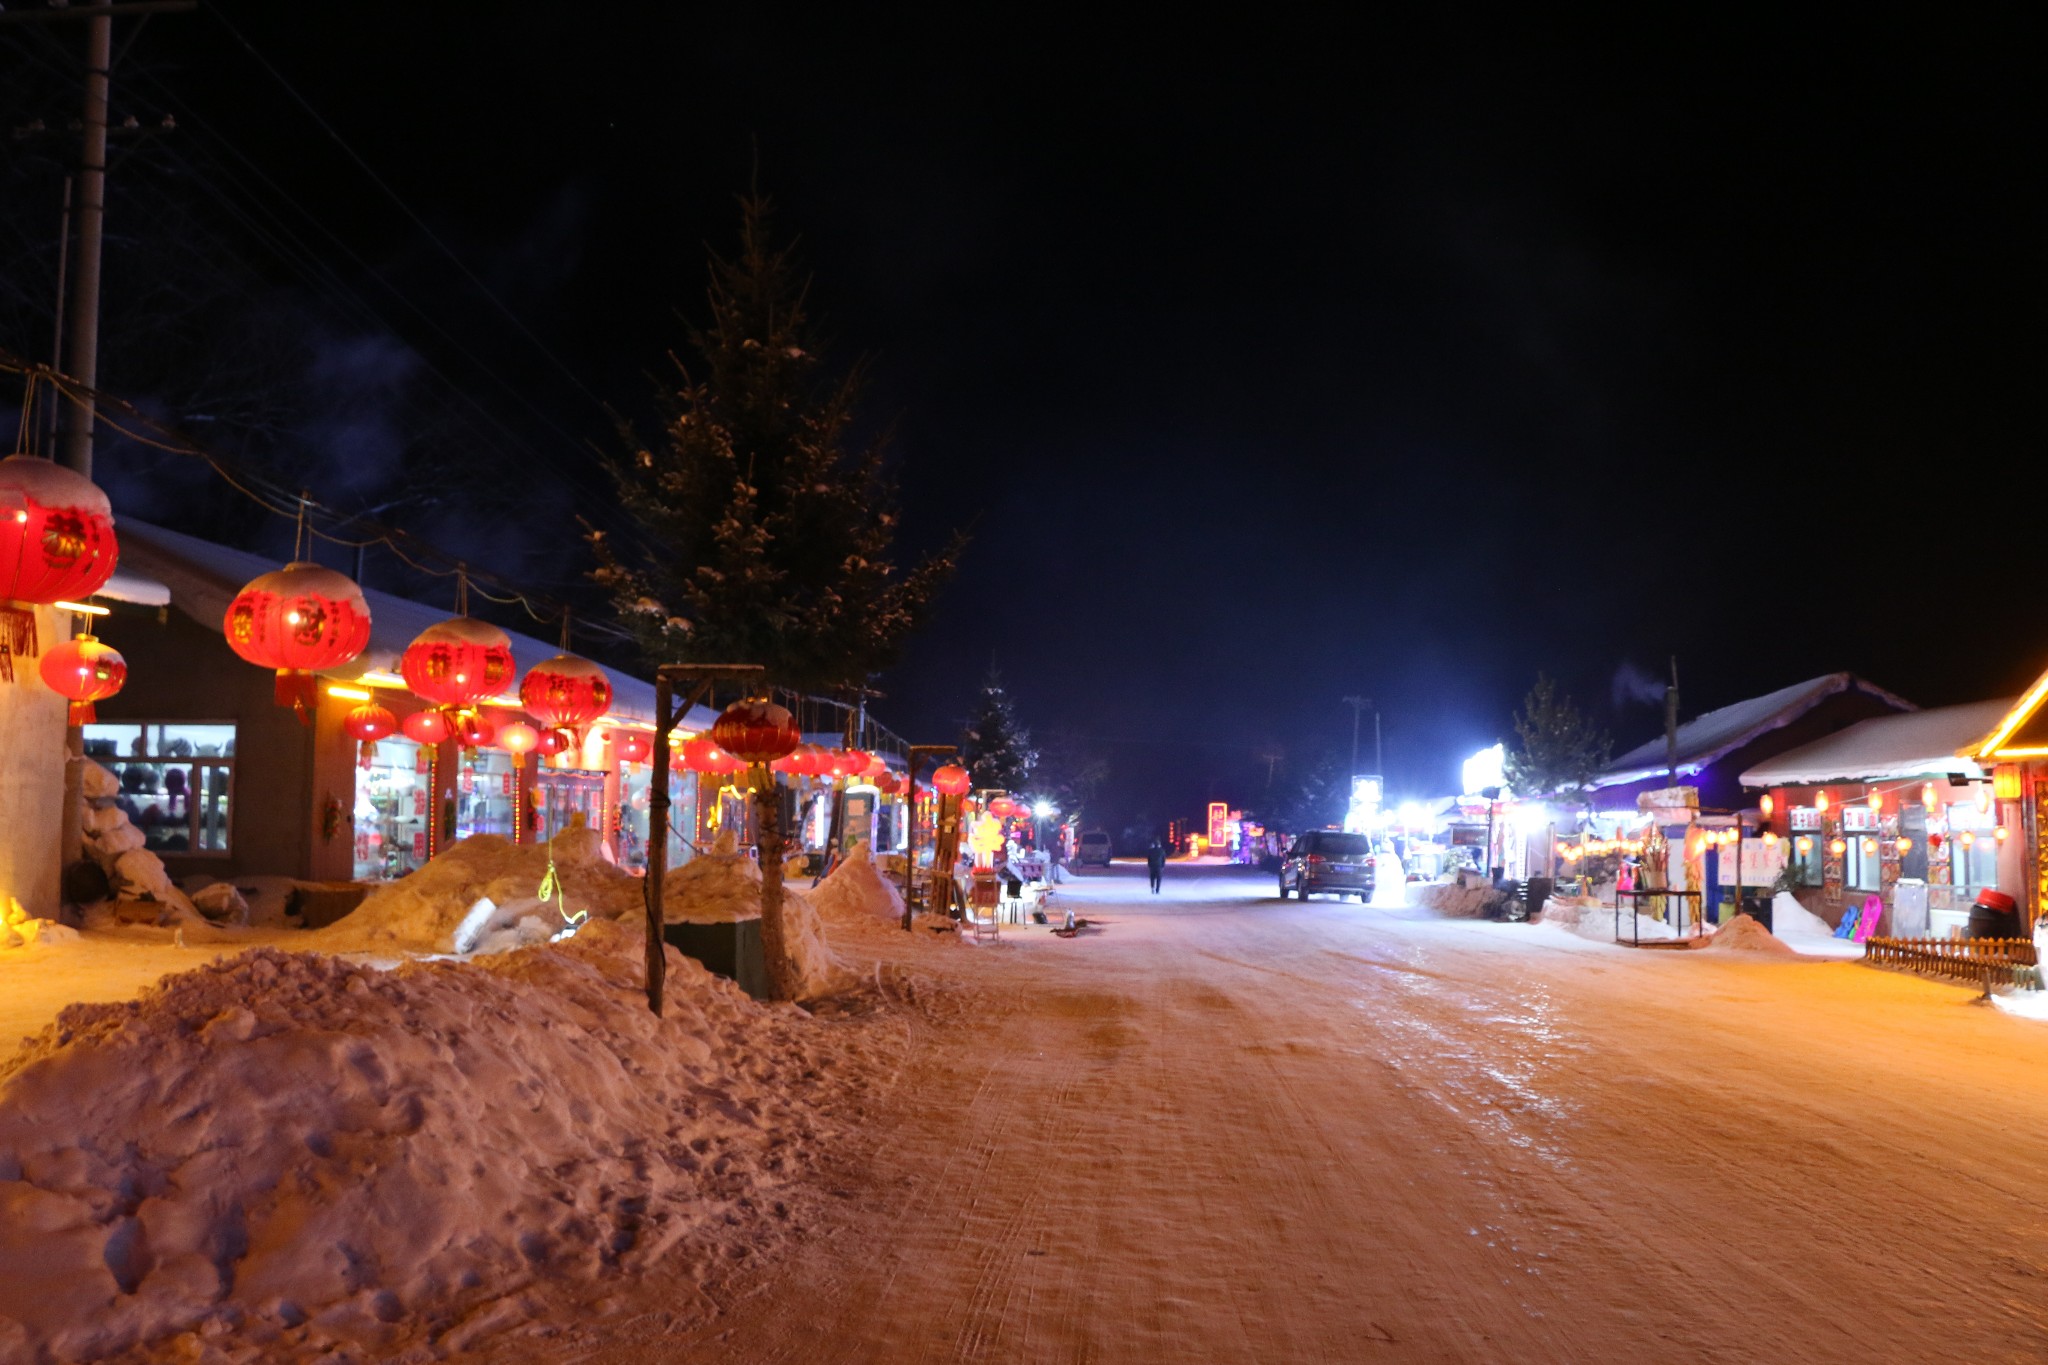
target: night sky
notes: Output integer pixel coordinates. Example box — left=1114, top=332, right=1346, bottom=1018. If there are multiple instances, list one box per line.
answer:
left=5, top=6, right=2045, bottom=832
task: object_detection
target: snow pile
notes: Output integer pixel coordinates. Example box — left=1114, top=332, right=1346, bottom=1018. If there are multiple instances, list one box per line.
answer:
left=1702, top=913, right=1798, bottom=955
left=0, top=918, right=848, bottom=1362
left=0, top=899, right=79, bottom=950
left=318, top=820, right=642, bottom=956
left=1413, top=882, right=1515, bottom=919
left=75, top=761, right=222, bottom=928
left=809, top=845, right=906, bottom=927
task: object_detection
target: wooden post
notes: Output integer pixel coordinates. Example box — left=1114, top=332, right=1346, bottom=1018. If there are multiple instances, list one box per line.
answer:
left=899, top=745, right=956, bottom=931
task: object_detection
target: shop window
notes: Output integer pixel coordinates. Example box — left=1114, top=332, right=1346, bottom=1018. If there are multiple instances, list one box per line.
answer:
left=455, top=750, right=518, bottom=841
left=535, top=768, right=607, bottom=845
left=82, top=722, right=236, bottom=856
left=355, top=738, right=429, bottom=880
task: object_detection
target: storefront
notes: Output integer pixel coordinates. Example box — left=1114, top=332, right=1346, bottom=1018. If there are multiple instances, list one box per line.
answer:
left=352, top=736, right=429, bottom=880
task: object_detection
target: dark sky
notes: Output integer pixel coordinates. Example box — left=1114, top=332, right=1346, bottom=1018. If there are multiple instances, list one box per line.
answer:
left=6, top=5, right=2045, bottom=830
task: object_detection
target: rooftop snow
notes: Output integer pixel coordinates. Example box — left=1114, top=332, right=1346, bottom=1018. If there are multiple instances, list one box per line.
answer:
left=1593, top=673, right=1914, bottom=788
left=1736, top=698, right=2016, bottom=787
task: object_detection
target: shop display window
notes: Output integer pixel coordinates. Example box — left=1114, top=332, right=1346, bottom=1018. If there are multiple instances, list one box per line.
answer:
left=535, top=768, right=607, bottom=846
left=454, top=749, right=518, bottom=841
left=355, top=738, right=429, bottom=880
left=82, top=721, right=235, bottom=856
left=613, top=766, right=698, bottom=871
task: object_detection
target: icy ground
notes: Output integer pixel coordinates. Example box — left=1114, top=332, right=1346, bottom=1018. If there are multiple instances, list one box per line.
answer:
left=9, top=861, right=2048, bottom=1361
left=507, top=862, right=2048, bottom=1363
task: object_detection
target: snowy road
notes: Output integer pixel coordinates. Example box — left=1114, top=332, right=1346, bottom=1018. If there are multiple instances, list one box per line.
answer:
left=512, top=862, right=2048, bottom=1364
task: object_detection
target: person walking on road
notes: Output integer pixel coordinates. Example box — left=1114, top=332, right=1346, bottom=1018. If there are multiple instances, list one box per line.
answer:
left=1146, top=839, right=1166, bottom=894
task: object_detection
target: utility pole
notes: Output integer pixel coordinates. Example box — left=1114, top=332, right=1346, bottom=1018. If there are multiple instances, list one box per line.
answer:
left=1342, top=696, right=1369, bottom=776
left=1664, top=657, right=1681, bottom=787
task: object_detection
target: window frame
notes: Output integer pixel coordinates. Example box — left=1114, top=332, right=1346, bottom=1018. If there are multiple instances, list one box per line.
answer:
left=81, top=719, right=239, bottom=858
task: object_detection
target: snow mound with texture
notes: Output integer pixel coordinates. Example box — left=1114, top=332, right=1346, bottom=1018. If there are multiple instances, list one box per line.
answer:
left=318, top=822, right=638, bottom=954
left=1539, top=896, right=1681, bottom=942
left=0, top=919, right=845, bottom=1363
left=1703, top=913, right=1798, bottom=955
left=1413, top=882, right=1514, bottom=919
left=657, top=837, right=847, bottom=1001
left=809, top=846, right=906, bottom=927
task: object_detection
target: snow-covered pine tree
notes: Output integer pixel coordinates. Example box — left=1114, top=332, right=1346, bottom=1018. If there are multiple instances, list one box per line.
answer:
left=591, top=196, right=961, bottom=692
left=960, top=669, right=1037, bottom=792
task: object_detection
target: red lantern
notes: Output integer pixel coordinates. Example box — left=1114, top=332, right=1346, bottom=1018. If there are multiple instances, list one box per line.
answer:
left=710, top=698, right=801, bottom=766
left=1928, top=832, right=1944, bottom=851
left=344, top=702, right=397, bottom=768
left=876, top=771, right=901, bottom=796
left=0, top=454, right=118, bottom=680
left=535, top=727, right=570, bottom=757
left=611, top=729, right=652, bottom=765
left=401, top=616, right=515, bottom=708
left=862, top=753, right=888, bottom=779
left=933, top=764, right=971, bottom=796
left=989, top=796, right=1020, bottom=819
left=38, top=631, right=124, bottom=725
left=836, top=749, right=871, bottom=779
left=681, top=735, right=725, bottom=772
left=497, top=719, right=540, bottom=767
left=402, top=709, right=452, bottom=745
left=519, top=654, right=612, bottom=735
left=223, top=562, right=372, bottom=717
left=454, top=711, right=496, bottom=749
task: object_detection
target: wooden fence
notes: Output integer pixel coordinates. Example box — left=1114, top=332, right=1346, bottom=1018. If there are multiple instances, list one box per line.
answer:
left=1863, top=936, right=2042, bottom=991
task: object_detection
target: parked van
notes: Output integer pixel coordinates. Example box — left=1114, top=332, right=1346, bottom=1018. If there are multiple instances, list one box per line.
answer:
left=1078, top=830, right=1113, bottom=866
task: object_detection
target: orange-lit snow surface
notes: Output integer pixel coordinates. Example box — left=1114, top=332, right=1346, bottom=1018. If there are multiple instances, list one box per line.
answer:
left=9, top=862, right=2048, bottom=1361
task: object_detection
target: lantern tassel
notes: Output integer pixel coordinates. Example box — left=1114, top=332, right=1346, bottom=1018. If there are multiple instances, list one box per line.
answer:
left=67, top=699, right=95, bottom=727
left=359, top=740, right=378, bottom=770
left=275, top=670, right=318, bottom=722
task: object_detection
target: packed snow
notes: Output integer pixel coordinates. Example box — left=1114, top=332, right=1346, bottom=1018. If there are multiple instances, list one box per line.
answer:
left=1700, top=911, right=1799, bottom=955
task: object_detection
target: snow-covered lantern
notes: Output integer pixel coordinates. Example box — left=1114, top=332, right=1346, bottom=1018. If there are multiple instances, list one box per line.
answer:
left=519, top=653, right=611, bottom=740
left=497, top=719, right=540, bottom=767
left=710, top=698, right=800, bottom=771
left=223, top=562, right=372, bottom=718
left=933, top=764, right=971, bottom=796
left=402, top=709, right=452, bottom=745
left=38, top=631, right=124, bottom=725
left=401, top=616, right=514, bottom=709
left=0, top=454, right=119, bottom=679
left=343, top=701, right=397, bottom=767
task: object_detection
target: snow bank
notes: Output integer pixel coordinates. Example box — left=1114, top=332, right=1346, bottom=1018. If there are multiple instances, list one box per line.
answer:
left=1538, top=897, right=1680, bottom=942
left=0, top=918, right=847, bottom=1362
left=1702, top=913, right=1799, bottom=955
left=809, top=846, right=906, bottom=928
left=1412, top=882, right=1512, bottom=919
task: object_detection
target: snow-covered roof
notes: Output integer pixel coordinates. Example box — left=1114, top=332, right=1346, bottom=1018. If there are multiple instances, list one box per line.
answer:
left=1592, top=673, right=1914, bottom=789
left=116, top=520, right=712, bottom=729
left=1736, top=698, right=2015, bottom=787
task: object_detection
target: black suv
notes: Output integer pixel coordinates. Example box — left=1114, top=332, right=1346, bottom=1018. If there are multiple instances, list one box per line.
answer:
left=1278, top=830, right=1376, bottom=901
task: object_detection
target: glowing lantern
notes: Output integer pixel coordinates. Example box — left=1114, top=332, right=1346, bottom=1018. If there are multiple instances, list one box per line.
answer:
left=402, top=709, right=452, bottom=745
left=343, top=701, right=397, bottom=767
left=801, top=743, right=833, bottom=776
left=1996, top=825, right=2010, bottom=843
left=1762, top=831, right=1779, bottom=846
left=611, top=729, right=652, bottom=765
left=401, top=616, right=514, bottom=708
left=0, top=454, right=118, bottom=679
left=876, top=771, right=900, bottom=795
left=1922, top=782, right=1939, bottom=810
left=1868, top=788, right=1884, bottom=811
left=834, top=748, right=871, bottom=780
left=1895, top=837, right=1912, bottom=854
left=1829, top=838, right=1847, bottom=856
left=709, top=698, right=801, bottom=767
left=1759, top=794, right=1774, bottom=821
left=1815, top=790, right=1830, bottom=813
left=1796, top=836, right=1813, bottom=854
left=1961, top=831, right=1977, bottom=848
left=1995, top=768, right=2023, bottom=801
left=535, top=727, right=570, bottom=758
left=454, top=711, right=495, bottom=749
left=223, top=562, right=372, bottom=716
left=989, top=796, right=1021, bottom=819
left=682, top=736, right=725, bottom=771
left=933, top=764, right=971, bottom=796
left=863, top=753, right=888, bottom=779
left=1977, top=783, right=1993, bottom=814
left=1861, top=837, right=1877, bottom=855
left=770, top=745, right=810, bottom=776
left=519, top=654, right=612, bottom=735
left=497, top=720, right=540, bottom=767
left=38, top=631, right=124, bottom=725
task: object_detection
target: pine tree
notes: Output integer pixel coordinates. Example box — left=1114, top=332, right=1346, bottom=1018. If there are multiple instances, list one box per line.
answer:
left=591, top=197, right=962, bottom=692
left=959, top=669, right=1037, bottom=792
left=1505, top=674, right=1611, bottom=798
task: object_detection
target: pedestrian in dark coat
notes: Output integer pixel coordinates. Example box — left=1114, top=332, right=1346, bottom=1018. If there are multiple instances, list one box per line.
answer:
left=1146, top=839, right=1166, bottom=893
